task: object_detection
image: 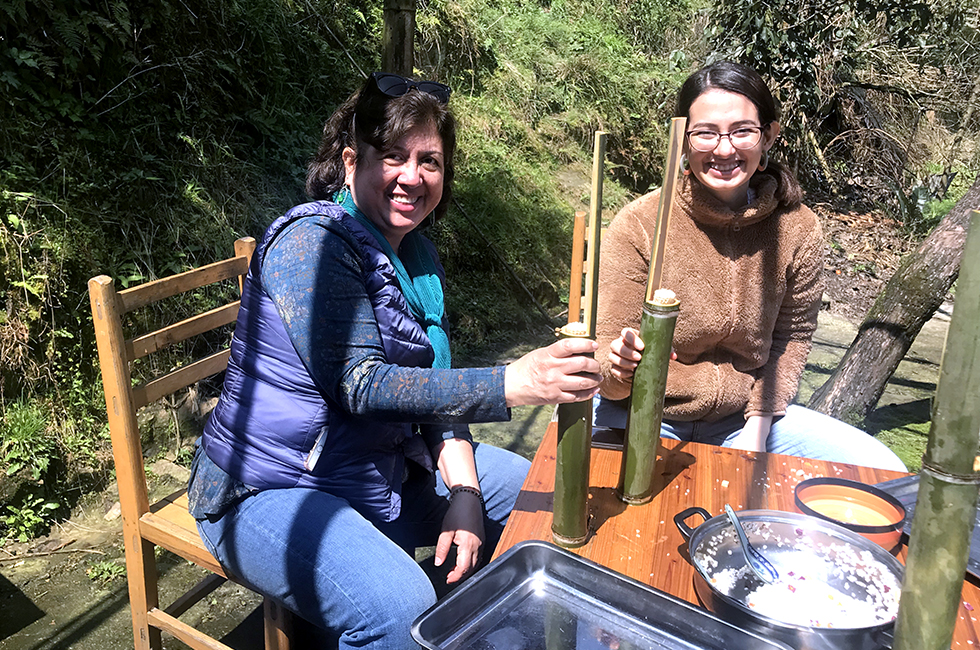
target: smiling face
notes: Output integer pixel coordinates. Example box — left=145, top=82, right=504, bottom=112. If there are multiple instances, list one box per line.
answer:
left=686, top=89, right=780, bottom=209
left=343, top=122, right=445, bottom=251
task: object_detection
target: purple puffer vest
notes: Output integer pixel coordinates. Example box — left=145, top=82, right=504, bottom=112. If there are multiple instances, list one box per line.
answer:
left=201, top=201, right=440, bottom=522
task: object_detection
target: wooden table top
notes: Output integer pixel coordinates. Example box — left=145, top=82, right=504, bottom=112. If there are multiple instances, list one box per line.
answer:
left=494, top=420, right=980, bottom=648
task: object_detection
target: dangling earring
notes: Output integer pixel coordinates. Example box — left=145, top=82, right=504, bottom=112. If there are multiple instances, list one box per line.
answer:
left=333, top=185, right=355, bottom=207
left=759, top=151, right=769, bottom=172
left=680, top=153, right=691, bottom=176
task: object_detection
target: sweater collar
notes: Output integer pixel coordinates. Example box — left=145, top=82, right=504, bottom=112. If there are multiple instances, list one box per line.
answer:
left=677, top=173, right=779, bottom=229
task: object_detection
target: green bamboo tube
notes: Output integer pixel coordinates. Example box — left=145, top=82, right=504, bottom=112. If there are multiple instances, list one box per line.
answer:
left=618, top=290, right=680, bottom=504
left=552, top=322, right=592, bottom=548
left=893, top=210, right=980, bottom=650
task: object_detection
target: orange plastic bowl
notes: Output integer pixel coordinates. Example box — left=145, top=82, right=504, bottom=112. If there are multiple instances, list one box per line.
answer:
left=794, top=477, right=906, bottom=553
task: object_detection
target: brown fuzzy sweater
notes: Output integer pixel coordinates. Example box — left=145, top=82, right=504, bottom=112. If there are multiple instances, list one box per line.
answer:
left=596, top=173, right=824, bottom=421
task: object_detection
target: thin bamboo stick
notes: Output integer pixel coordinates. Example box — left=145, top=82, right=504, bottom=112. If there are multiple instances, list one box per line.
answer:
left=583, top=131, right=607, bottom=337
left=893, top=209, right=980, bottom=650
left=568, top=211, right=587, bottom=325
left=644, top=118, right=686, bottom=301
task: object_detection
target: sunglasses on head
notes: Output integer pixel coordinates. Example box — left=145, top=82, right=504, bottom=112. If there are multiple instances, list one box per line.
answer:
left=369, top=72, right=452, bottom=103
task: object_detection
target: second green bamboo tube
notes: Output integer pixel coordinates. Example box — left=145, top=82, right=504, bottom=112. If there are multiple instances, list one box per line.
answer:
left=618, top=294, right=679, bottom=504
left=893, top=210, right=980, bottom=650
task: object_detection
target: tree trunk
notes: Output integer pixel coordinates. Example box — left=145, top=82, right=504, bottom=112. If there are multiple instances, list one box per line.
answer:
left=382, top=0, right=415, bottom=77
left=808, top=173, right=980, bottom=424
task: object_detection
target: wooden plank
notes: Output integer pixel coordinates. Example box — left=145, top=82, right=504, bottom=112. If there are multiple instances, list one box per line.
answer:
left=146, top=608, right=235, bottom=650
left=567, top=211, right=587, bottom=325
left=234, top=238, right=256, bottom=295
left=89, top=275, right=163, bottom=650
left=119, top=256, right=249, bottom=314
left=140, top=508, right=227, bottom=577
left=127, top=301, right=240, bottom=360
left=131, top=350, right=230, bottom=409
left=264, top=599, right=294, bottom=650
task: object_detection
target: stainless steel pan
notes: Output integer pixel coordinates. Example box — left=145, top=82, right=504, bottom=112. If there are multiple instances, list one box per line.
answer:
left=675, top=506, right=904, bottom=650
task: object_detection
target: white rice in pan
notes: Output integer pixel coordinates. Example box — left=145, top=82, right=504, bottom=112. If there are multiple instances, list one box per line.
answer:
left=694, top=522, right=901, bottom=628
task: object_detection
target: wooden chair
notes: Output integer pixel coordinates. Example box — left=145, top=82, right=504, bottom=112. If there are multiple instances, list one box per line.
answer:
left=89, top=237, right=293, bottom=650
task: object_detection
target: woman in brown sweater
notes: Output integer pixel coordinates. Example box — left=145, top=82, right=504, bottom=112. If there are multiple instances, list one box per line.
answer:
left=595, top=61, right=905, bottom=471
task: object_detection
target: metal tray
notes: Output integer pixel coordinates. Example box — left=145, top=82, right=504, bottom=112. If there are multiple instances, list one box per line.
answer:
left=411, top=540, right=792, bottom=650
left=876, top=474, right=980, bottom=579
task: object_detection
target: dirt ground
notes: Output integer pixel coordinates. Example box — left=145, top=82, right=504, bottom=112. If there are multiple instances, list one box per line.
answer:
left=815, top=203, right=927, bottom=320
left=0, top=204, right=948, bottom=650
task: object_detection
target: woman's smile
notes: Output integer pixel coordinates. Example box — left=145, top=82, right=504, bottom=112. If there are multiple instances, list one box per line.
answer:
left=705, top=159, right=744, bottom=177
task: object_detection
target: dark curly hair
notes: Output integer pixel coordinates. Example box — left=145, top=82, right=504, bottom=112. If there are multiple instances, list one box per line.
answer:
left=675, top=61, right=801, bottom=208
left=306, top=75, right=456, bottom=223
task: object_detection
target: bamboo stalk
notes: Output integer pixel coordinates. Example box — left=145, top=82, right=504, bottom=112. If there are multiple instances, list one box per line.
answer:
left=568, top=210, right=587, bottom=325
left=552, top=322, right=593, bottom=547
left=893, top=209, right=980, bottom=650
left=618, top=119, right=686, bottom=504
left=583, top=131, right=607, bottom=337
left=552, top=133, right=607, bottom=544
left=644, top=118, right=686, bottom=300
left=618, top=294, right=680, bottom=503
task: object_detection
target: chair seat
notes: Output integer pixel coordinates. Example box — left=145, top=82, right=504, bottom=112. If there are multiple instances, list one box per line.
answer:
left=143, top=490, right=227, bottom=578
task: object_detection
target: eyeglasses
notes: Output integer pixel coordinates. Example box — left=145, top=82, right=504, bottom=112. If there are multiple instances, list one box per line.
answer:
left=686, top=124, right=768, bottom=152
left=369, top=72, right=452, bottom=103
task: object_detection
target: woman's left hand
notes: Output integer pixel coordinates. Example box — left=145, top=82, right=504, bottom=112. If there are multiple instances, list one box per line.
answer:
left=435, top=488, right=485, bottom=583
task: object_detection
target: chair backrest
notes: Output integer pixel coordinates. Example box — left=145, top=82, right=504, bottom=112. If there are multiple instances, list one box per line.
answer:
left=89, top=237, right=255, bottom=527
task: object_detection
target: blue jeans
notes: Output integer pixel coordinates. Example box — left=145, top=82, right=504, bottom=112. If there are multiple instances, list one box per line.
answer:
left=594, top=396, right=906, bottom=472
left=196, top=442, right=530, bottom=650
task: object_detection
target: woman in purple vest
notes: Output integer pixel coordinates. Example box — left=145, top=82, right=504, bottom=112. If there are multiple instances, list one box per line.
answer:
left=187, top=72, right=601, bottom=649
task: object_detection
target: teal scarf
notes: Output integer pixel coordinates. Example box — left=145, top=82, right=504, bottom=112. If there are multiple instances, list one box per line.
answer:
left=336, top=189, right=451, bottom=369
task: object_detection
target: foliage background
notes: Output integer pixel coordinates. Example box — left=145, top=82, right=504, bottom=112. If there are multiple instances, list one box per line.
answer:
left=1, top=0, right=977, bottom=538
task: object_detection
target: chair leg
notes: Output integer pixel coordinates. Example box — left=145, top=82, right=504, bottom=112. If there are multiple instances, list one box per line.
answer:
left=263, top=597, right=293, bottom=650
left=124, top=536, right=163, bottom=650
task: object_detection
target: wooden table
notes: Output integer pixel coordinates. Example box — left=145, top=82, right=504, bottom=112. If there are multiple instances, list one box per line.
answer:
left=495, top=421, right=980, bottom=648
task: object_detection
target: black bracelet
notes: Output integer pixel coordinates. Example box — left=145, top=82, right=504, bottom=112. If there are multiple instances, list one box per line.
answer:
left=449, top=485, right=485, bottom=508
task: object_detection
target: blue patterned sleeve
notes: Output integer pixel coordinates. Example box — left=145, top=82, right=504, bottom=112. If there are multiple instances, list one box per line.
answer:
left=260, top=217, right=509, bottom=426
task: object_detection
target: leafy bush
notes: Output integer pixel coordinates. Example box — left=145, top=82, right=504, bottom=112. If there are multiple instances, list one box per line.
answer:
left=2, top=401, right=55, bottom=481
left=2, top=493, right=59, bottom=542
left=86, top=558, right=127, bottom=588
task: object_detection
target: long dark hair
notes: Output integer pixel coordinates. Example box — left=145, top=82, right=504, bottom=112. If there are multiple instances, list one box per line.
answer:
left=306, top=76, right=457, bottom=222
left=675, top=61, right=801, bottom=208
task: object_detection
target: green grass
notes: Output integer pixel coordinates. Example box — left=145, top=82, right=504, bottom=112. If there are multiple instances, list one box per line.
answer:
left=874, top=424, right=929, bottom=473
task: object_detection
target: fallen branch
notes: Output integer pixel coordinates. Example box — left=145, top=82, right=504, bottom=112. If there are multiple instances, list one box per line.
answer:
left=0, top=548, right=106, bottom=562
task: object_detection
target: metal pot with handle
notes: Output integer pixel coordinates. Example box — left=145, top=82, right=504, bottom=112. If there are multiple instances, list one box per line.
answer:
left=674, top=506, right=903, bottom=650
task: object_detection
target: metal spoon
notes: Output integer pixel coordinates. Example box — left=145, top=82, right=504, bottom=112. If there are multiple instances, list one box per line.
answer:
left=725, top=504, right=779, bottom=584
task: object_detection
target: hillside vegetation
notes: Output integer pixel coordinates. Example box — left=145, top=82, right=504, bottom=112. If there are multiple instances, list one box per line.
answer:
left=1, top=0, right=977, bottom=540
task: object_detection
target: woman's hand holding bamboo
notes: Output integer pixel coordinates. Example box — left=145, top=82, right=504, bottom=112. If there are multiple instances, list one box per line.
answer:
left=609, top=327, right=645, bottom=381
left=504, top=338, right=601, bottom=407
left=609, top=326, right=677, bottom=382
